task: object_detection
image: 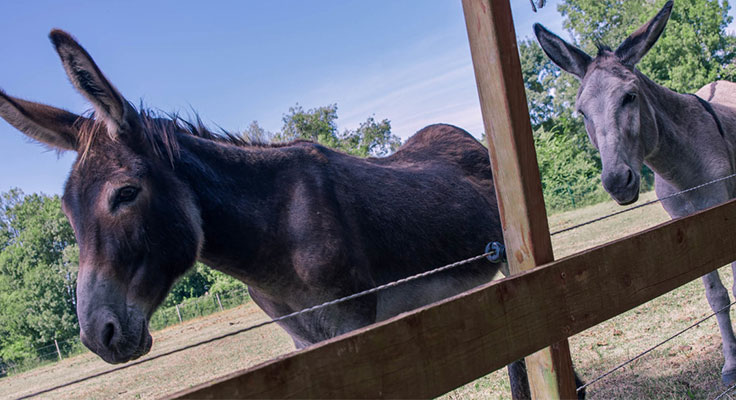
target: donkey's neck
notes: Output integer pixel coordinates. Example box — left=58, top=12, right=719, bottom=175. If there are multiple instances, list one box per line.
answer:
left=172, top=134, right=295, bottom=283
left=638, top=71, right=731, bottom=189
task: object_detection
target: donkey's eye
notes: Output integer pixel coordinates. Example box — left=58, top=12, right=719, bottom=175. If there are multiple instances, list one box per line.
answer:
left=116, top=186, right=140, bottom=204
left=622, top=92, right=637, bottom=106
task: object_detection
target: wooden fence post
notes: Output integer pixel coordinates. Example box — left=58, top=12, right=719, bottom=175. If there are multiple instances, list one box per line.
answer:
left=461, top=0, right=577, bottom=399
left=216, top=293, right=224, bottom=312
left=176, top=304, right=183, bottom=323
left=54, top=339, right=62, bottom=362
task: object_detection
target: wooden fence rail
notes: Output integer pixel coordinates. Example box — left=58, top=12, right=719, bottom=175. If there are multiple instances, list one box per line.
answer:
left=170, top=198, right=736, bottom=399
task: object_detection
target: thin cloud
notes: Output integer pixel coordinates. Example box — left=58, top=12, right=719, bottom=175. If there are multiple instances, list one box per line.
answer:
left=300, top=43, right=481, bottom=140
left=296, top=3, right=568, bottom=141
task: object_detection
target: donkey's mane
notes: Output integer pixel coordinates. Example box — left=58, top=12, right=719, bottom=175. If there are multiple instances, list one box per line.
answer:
left=594, top=42, right=613, bottom=56
left=76, top=105, right=307, bottom=163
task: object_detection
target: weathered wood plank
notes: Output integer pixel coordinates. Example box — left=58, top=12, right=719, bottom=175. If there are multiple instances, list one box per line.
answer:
left=462, top=0, right=550, bottom=274
left=170, top=199, right=736, bottom=399
left=461, top=0, right=575, bottom=397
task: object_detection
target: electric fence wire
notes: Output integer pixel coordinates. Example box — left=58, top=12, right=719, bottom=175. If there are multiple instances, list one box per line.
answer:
left=551, top=172, right=736, bottom=237
left=716, top=381, right=736, bottom=400
left=16, top=249, right=496, bottom=399
left=578, top=300, right=736, bottom=394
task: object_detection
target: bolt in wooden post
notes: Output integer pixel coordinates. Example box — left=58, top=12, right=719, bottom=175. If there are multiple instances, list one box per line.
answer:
left=461, top=0, right=577, bottom=399
left=176, top=304, right=183, bottom=323
left=216, top=293, right=224, bottom=312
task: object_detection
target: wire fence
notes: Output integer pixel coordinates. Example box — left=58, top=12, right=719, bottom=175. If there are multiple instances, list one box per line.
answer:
left=148, top=288, right=251, bottom=331
left=551, top=172, right=736, bottom=237
left=1, top=338, right=87, bottom=378
left=716, top=380, right=736, bottom=400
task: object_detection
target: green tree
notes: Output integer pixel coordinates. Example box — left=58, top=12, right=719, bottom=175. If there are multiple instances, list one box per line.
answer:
left=278, top=103, right=401, bottom=157
left=0, top=191, right=78, bottom=364
left=339, top=116, right=400, bottom=157
left=518, top=38, right=589, bottom=147
left=162, top=263, right=246, bottom=308
left=558, top=0, right=736, bottom=92
left=534, top=127, right=608, bottom=210
left=520, top=38, right=568, bottom=128
left=162, top=263, right=215, bottom=308
left=242, top=120, right=274, bottom=143
left=206, top=268, right=247, bottom=294
left=279, top=104, right=341, bottom=148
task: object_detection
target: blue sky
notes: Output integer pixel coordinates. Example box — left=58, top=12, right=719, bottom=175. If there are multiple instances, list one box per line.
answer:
left=0, top=1, right=625, bottom=194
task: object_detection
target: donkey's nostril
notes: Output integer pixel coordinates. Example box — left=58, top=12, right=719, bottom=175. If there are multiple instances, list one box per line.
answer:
left=626, top=169, right=634, bottom=186
left=101, top=322, right=115, bottom=348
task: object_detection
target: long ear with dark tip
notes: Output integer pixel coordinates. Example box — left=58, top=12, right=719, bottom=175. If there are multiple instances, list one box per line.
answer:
left=615, top=0, right=673, bottom=66
left=534, top=23, right=592, bottom=79
left=49, top=29, right=135, bottom=136
left=0, top=89, right=84, bottom=151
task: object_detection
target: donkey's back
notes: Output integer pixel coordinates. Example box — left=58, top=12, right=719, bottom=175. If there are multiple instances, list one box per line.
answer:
left=376, top=123, right=493, bottom=183
left=317, top=124, right=499, bottom=276
left=696, top=80, right=736, bottom=111
left=321, top=123, right=502, bottom=321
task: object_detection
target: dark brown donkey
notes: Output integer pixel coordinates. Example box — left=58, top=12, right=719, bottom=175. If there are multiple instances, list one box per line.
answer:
left=0, top=30, right=582, bottom=397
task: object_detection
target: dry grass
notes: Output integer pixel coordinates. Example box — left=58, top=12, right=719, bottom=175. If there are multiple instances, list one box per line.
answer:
left=1, top=305, right=294, bottom=399
left=2, top=191, right=734, bottom=399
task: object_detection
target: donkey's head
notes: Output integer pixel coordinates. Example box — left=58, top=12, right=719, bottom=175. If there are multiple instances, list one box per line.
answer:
left=534, top=1, right=673, bottom=205
left=0, top=30, right=203, bottom=363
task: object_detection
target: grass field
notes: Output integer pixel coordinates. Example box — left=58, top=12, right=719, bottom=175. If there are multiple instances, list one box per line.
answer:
left=2, top=191, right=734, bottom=399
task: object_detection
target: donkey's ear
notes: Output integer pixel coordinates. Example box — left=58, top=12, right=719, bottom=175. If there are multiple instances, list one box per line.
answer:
left=615, top=1, right=673, bottom=66
left=534, top=23, right=592, bottom=79
left=0, top=89, right=84, bottom=151
left=49, top=29, right=136, bottom=137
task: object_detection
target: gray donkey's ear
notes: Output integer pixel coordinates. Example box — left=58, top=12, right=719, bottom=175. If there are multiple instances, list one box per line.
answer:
left=534, top=23, right=592, bottom=79
left=615, top=1, right=673, bottom=66
left=0, top=89, right=84, bottom=151
left=49, top=29, right=136, bottom=137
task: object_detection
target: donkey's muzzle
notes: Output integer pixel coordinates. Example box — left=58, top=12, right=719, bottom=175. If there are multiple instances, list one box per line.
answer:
left=80, top=306, right=152, bottom=364
left=602, top=167, right=640, bottom=205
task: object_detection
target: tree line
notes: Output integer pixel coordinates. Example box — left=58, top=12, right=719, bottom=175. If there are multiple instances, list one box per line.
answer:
left=245, top=103, right=401, bottom=157
left=2, top=0, right=735, bottom=373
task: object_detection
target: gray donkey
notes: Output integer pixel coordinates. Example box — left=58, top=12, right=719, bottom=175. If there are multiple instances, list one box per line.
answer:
left=535, top=0, right=736, bottom=384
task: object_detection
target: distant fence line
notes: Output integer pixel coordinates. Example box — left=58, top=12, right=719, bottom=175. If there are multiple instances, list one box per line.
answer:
left=0, top=287, right=251, bottom=378
left=148, top=288, right=251, bottom=331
